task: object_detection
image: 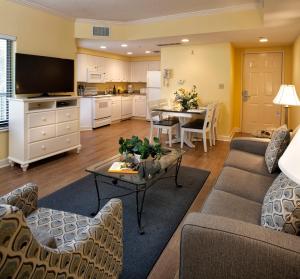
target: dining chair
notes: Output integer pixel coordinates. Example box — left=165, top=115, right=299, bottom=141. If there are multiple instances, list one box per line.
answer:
left=148, top=99, right=179, bottom=147
left=212, top=103, right=220, bottom=145
left=180, top=103, right=215, bottom=152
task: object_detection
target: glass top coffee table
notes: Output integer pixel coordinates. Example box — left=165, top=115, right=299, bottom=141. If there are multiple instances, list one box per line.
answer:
left=86, top=148, right=185, bottom=234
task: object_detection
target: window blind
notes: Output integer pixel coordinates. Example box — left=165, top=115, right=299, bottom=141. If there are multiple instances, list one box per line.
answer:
left=0, top=38, right=13, bottom=128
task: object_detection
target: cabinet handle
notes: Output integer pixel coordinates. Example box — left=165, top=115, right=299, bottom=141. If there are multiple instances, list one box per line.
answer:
left=41, top=145, right=46, bottom=150
left=66, top=138, right=71, bottom=143
left=66, top=126, right=70, bottom=130
left=42, top=117, right=46, bottom=121
left=41, top=131, right=46, bottom=135
left=66, top=113, right=70, bottom=117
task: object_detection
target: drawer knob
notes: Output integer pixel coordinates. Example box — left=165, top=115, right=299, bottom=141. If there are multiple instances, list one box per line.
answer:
left=66, top=113, right=70, bottom=117
left=66, top=126, right=70, bottom=130
left=66, top=139, right=71, bottom=143
left=42, top=117, right=46, bottom=121
left=41, top=131, right=46, bottom=135
left=41, top=145, right=46, bottom=150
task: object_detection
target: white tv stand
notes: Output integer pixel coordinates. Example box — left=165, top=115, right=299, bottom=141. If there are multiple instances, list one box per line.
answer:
left=8, top=96, right=81, bottom=171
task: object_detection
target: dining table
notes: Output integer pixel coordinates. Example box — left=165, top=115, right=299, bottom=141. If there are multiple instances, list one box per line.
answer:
left=151, top=106, right=207, bottom=148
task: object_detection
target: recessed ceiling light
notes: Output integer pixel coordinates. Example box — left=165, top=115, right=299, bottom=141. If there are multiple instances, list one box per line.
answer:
left=121, top=44, right=128, bottom=48
left=100, top=46, right=107, bottom=49
left=145, top=50, right=151, bottom=54
left=259, top=37, right=268, bottom=43
left=127, top=52, right=133, bottom=55
left=181, top=38, right=190, bottom=43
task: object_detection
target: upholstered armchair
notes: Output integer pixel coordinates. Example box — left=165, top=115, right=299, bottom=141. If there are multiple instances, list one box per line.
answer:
left=0, top=183, right=123, bottom=278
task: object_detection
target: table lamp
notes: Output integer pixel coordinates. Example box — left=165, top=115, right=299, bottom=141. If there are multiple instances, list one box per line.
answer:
left=273, top=84, right=300, bottom=126
left=279, top=129, right=300, bottom=184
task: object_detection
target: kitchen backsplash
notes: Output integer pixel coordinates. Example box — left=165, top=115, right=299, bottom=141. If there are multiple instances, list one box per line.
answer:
left=77, top=81, right=146, bottom=94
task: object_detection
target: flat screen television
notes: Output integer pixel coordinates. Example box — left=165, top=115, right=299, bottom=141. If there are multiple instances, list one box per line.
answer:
left=16, top=53, right=74, bottom=95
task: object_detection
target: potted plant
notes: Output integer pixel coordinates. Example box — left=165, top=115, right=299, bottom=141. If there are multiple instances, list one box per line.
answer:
left=119, top=136, right=162, bottom=162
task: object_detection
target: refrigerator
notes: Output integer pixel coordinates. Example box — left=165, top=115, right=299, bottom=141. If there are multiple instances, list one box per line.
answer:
left=146, top=71, right=161, bottom=120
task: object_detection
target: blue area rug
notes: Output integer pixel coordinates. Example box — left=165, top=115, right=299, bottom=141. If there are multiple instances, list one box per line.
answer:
left=39, top=166, right=210, bottom=279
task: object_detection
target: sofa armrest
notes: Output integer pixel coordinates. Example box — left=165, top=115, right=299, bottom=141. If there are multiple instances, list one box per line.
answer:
left=230, top=137, right=270, bottom=156
left=0, top=183, right=38, bottom=217
left=180, top=213, right=300, bottom=279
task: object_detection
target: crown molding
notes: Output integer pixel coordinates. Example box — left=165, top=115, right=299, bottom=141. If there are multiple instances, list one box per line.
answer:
left=9, top=0, right=74, bottom=21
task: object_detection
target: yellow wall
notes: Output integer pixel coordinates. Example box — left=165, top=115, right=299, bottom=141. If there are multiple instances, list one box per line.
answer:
left=232, top=45, right=293, bottom=129
left=160, top=43, right=234, bottom=138
left=291, top=36, right=300, bottom=129
left=0, top=0, right=76, bottom=160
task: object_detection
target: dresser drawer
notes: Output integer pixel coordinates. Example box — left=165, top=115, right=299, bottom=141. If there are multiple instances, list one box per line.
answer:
left=56, top=108, right=78, bottom=123
left=29, top=138, right=57, bottom=159
left=28, top=132, right=80, bottom=159
left=56, top=121, right=78, bottom=136
left=28, top=111, right=56, bottom=128
left=28, top=125, right=56, bottom=143
left=56, top=133, right=80, bottom=150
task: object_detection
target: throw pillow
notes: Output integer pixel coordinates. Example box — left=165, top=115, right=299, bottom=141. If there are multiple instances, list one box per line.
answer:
left=261, top=172, right=300, bottom=235
left=265, top=125, right=290, bottom=173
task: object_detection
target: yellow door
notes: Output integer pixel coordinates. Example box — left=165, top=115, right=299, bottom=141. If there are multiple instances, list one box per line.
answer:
left=242, top=52, right=282, bottom=134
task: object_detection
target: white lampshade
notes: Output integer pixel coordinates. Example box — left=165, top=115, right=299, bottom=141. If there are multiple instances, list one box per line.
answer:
left=278, top=129, right=300, bottom=184
left=273, top=84, right=300, bottom=106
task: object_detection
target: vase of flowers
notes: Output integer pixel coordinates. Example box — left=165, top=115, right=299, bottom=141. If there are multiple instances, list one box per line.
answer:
left=174, top=85, right=199, bottom=111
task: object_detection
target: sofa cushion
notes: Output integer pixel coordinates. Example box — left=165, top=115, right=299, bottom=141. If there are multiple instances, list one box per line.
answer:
left=261, top=172, right=300, bottom=235
left=265, top=125, right=290, bottom=173
left=215, top=166, right=275, bottom=203
left=225, top=149, right=277, bottom=177
left=201, top=189, right=262, bottom=225
left=27, top=207, right=92, bottom=249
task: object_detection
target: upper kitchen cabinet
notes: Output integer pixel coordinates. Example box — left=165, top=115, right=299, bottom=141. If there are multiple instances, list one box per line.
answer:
left=130, top=61, right=148, bottom=82
left=104, top=58, right=130, bottom=82
left=77, top=54, right=106, bottom=83
left=148, top=61, right=160, bottom=71
left=77, top=53, right=160, bottom=83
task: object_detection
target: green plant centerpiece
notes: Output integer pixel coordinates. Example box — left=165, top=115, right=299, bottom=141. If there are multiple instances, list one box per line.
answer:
left=174, top=85, right=199, bottom=111
left=119, top=136, right=162, bottom=160
left=118, top=136, right=162, bottom=178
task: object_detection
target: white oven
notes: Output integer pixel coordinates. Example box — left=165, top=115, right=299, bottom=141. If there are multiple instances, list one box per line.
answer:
left=92, top=97, right=112, bottom=128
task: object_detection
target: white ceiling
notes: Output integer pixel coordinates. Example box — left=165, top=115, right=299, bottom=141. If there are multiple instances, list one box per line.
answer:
left=78, top=22, right=300, bottom=56
left=14, top=0, right=259, bottom=21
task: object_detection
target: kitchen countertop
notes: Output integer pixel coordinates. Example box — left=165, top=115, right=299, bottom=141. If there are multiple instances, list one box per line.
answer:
left=81, top=93, right=146, bottom=98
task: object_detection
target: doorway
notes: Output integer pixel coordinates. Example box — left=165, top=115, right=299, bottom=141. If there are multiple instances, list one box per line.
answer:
left=241, top=52, right=283, bottom=134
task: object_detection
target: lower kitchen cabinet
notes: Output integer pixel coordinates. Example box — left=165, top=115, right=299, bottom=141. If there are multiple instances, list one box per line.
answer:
left=133, top=95, right=147, bottom=117
left=111, top=96, right=122, bottom=121
left=121, top=96, right=133, bottom=119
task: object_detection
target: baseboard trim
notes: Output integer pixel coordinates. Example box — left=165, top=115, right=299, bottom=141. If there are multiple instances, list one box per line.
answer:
left=217, top=127, right=241, bottom=142
left=0, top=158, right=9, bottom=168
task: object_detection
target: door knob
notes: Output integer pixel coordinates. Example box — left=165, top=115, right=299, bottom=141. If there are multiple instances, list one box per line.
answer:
left=242, top=90, right=250, bottom=101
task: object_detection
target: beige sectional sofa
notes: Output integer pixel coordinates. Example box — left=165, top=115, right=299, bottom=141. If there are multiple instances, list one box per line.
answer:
left=180, top=137, right=300, bottom=279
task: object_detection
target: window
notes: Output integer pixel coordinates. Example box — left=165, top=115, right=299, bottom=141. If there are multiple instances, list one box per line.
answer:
left=0, top=38, right=13, bottom=128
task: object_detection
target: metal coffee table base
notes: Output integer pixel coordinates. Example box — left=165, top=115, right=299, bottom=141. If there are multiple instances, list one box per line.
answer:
left=91, top=155, right=183, bottom=234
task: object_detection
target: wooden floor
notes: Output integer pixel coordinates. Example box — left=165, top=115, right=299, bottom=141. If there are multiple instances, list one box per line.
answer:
left=0, top=119, right=230, bottom=279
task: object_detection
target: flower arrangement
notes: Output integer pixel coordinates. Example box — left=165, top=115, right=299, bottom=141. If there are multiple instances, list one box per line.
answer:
left=174, top=85, right=199, bottom=110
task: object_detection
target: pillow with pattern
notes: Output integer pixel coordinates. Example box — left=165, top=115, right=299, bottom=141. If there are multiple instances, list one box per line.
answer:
left=265, top=125, right=290, bottom=173
left=261, top=172, right=300, bottom=235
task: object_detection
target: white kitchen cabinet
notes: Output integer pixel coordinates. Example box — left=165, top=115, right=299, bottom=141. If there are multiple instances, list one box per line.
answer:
left=77, top=54, right=88, bottom=82
left=111, top=96, right=122, bottom=121
left=130, top=61, right=148, bottom=82
left=148, top=61, right=160, bottom=71
left=121, top=96, right=133, bottom=119
left=133, top=95, right=147, bottom=117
